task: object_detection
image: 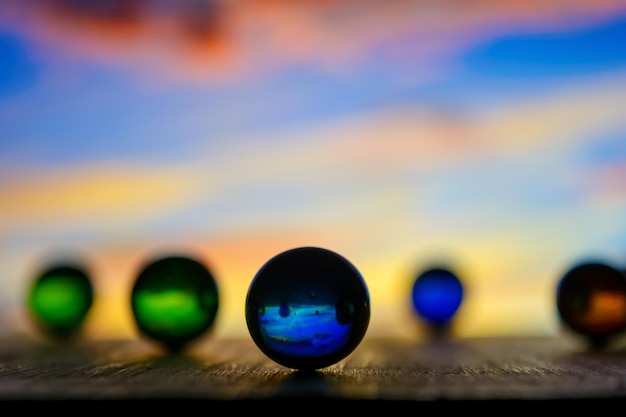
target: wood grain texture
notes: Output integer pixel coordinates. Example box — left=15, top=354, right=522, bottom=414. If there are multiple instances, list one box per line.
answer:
left=2, top=333, right=626, bottom=408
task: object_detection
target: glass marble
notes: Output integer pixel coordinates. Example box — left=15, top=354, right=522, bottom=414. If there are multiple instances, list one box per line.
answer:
left=28, top=263, right=94, bottom=339
left=411, top=267, right=464, bottom=327
left=131, top=255, right=219, bottom=352
left=245, top=246, right=370, bottom=370
left=556, top=261, right=626, bottom=348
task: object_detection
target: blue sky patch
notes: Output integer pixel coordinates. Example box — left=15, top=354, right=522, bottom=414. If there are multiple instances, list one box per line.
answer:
left=0, top=32, right=37, bottom=99
left=461, top=17, right=626, bottom=78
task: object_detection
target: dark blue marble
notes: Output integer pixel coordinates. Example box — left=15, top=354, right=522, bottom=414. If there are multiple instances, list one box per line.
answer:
left=245, top=246, right=370, bottom=370
left=411, top=267, right=464, bottom=327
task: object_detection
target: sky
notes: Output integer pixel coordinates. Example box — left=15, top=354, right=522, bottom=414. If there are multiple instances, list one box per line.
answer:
left=1, top=0, right=626, bottom=344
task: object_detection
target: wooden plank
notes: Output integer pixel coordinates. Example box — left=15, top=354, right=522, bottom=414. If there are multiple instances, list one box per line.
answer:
left=1, top=333, right=626, bottom=407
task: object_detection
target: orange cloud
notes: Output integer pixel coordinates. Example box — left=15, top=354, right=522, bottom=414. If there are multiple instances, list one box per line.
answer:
left=3, top=0, right=626, bottom=85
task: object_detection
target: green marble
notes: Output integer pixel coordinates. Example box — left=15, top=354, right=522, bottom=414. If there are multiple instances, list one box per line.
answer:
left=28, top=264, right=94, bottom=339
left=131, top=255, right=219, bottom=352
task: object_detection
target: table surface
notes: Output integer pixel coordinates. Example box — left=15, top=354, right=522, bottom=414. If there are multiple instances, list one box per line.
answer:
left=3, top=332, right=626, bottom=408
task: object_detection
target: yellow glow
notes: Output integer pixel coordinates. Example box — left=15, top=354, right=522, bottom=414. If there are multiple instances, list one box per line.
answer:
left=0, top=166, right=198, bottom=227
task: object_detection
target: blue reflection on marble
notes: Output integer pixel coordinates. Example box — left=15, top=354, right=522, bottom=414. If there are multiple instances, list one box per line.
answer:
left=257, top=303, right=352, bottom=357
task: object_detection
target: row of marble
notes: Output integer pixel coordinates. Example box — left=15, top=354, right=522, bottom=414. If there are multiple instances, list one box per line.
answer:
left=27, top=245, right=626, bottom=369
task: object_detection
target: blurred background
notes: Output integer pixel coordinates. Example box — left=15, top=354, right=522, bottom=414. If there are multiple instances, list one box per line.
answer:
left=1, top=0, right=626, bottom=344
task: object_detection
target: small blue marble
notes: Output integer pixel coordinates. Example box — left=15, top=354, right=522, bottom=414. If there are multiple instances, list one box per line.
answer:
left=411, top=267, right=464, bottom=327
left=245, top=246, right=370, bottom=370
